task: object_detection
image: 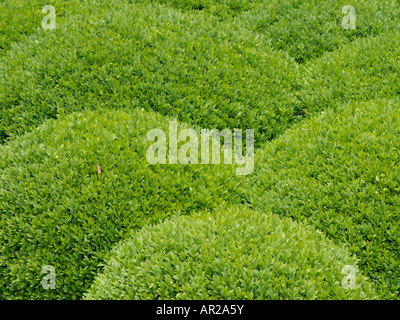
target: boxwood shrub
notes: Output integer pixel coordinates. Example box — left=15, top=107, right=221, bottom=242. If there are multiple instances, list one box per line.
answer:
left=1, top=0, right=398, bottom=301
left=237, top=0, right=400, bottom=63
left=0, top=108, right=242, bottom=299
left=84, top=206, right=377, bottom=300
left=242, top=99, right=400, bottom=298
left=0, top=1, right=301, bottom=145
left=0, top=0, right=99, bottom=55
left=296, top=31, right=400, bottom=118
left=126, top=0, right=267, bottom=20
left=0, top=0, right=42, bottom=53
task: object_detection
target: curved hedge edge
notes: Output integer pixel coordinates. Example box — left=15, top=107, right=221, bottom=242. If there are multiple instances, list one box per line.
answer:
left=0, top=107, right=242, bottom=299
left=243, top=98, right=400, bottom=299
left=84, top=205, right=378, bottom=300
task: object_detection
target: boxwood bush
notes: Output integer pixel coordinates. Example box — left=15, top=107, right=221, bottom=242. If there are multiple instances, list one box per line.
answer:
left=242, top=99, right=400, bottom=298
left=0, top=0, right=41, bottom=53
left=0, top=0, right=96, bottom=55
left=236, top=0, right=400, bottom=63
left=0, top=1, right=301, bottom=145
left=84, top=206, right=377, bottom=300
left=0, top=109, right=242, bottom=299
left=127, top=0, right=267, bottom=20
left=297, top=31, right=400, bottom=116
left=1, top=0, right=399, bottom=301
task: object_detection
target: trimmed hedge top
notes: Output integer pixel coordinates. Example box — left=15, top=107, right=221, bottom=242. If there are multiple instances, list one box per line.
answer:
left=127, top=0, right=267, bottom=19
left=0, top=108, right=241, bottom=299
left=237, top=0, right=400, bottom=63
left=243, top=99, right=400, bottom=298
left=298, top=31, right=400, bottom=115
left=0, top=1, right=300, bottom=145
left=0, top=0, right=398, bottom=300
left=84, top=206, right=377, bottom=300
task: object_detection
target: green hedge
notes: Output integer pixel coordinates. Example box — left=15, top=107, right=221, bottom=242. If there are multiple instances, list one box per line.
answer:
left=0, top=1, right=300, bottom=145
left=297, top=31, right=400, bottom=115
left=2, top=0, right=398, bottom=300
left=0, top=109, right=242, bottom=299
left=0, top=1, right=40, bottom=53
left=237, top=0, right=400, bottom=63
left=127, top=0, right=267, bottom=20
left=6, top=0, right=397, bottom=64
left=84, top=206, right=377, bottom=299
left=243, top=99, right=400, bottom=298
left=0, top=0, right=92, bottom=55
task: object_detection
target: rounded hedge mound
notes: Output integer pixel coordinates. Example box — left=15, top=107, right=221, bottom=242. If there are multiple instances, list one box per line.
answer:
left=0, top=1, right=300, bottom=145
left=244, top=99, right=400, bottom=298
left=0, top=108, right=240, bottom=299
left=85, top=206, right=376, bottom=299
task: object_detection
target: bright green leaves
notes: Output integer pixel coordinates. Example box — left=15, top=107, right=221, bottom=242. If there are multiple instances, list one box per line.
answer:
left=84, top=206, right=377, bottom=300
left=244, top=99, right=400, bottom=298
left=0, top=2, right=300, bottom=146
left=298, top=31, right=400, bottom=114
left=0, top=109, right=241, bottom=299
left=237, top=0, right=400, bottom=63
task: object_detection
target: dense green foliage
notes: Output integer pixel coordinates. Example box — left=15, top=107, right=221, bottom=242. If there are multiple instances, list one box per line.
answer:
left=298, top=32, right=400, bottom=114
left=0, top=1, right=300, bottom=145
left=3, top=1, right=397, bottom=143
left=243, top=99, right=400, bottom=298
left=0, top=0, right=398, bottom=300
left=85, top=206, right=376, bottom=300
left=237, top=0, right=400, bottom=62
left=136, top=0, right=400, bottom=62
left=0, top=0, right=88, bottom=54
left=0, top=1, right=40, bottom=53
left=128, top=0, right=267, bottom=19
left=0, top=109, right=241, bottom=299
